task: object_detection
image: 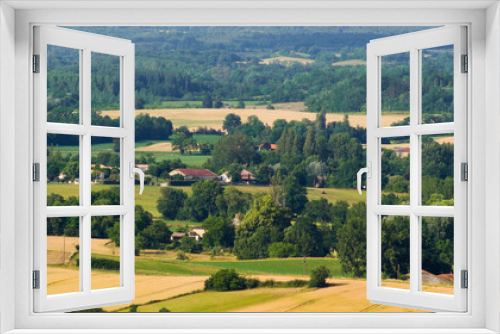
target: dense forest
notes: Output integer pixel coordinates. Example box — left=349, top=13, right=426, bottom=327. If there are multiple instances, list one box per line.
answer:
left=48, top=26, right=452, bottom=117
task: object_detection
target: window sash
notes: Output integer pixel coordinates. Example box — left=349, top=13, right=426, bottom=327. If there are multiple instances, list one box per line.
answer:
left=366, top=26, right=468, bottom=312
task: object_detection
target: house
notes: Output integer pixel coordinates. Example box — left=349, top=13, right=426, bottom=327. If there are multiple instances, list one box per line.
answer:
left=135, top=164, right=149, bottom=172
left=219, top=169, right=256, bottom=183
left=58, top=172, right=67, bottom=181
left=240, top=169, right=256, bottom=182
left=169, top=168, right=218, bottom=180
left=393, top=147, right=410, bottom=158
left=190, top=227, right=205, bottom=239
left=257, top=143, right=278, bottom=151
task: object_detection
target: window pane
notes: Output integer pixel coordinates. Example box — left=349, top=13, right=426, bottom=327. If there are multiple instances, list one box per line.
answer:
left=91, top=52, right=121, bottom=127
left=421, top=216, right=454, bottom=295
left=47, top=217, right=80, bottom=295
left=91, top=215, right=121, bottom=290
left=47, top=134, right=80, bottom=206
left=381, top=137, right=410, bottom=204
left=47, top=45, right=80, bottom=124
left=421, top=134, right=454, bottom=206
left=381, top=215, right=410, bottom=290
left=381, top=52, right=410, bottom=127
left=421, top=45, right=454, bottom=124
left=91, top=137, right=121, bottom=205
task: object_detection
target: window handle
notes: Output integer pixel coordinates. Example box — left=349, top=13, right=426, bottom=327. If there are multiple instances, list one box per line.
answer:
left=357, top=162, right=371, bottom=195
left=130, top=162, right=145, bottom=195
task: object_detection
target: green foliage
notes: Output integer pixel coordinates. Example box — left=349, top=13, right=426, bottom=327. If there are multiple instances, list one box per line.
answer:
left=337, top=202, right=367, bottom=277
left=139, top=221, right=172, bottom=250
left=207, top=133, right=255, bottom=171
left=178, top=235, right=202, bottom=254
left=268, top=242, right=299, bottom=258
left=157, top=187, right=188, bottom=220
left=309, top=265, right=330, bottom=288
left=185, top=180, right=223, bottom=222
left=202, top=216, right=235, bottom=248
left=381, top=216, right=410, bottom=279
left=216, top=186, right=253, bottom=219
left=204, top=269, right=247, bottom=292
left=234, top=196, right=292, bottom=259
left=135, top=114, right=173, bottom=141
left=284, top=216, right=327, bottom=257
left=222, top=113, right=242, bottom=135
left=76, top=256, right=120, bottom=271
left=159, top=307, right=171, bottom=313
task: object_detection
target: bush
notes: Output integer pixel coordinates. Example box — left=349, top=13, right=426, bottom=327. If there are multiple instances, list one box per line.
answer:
left=159, top=307, right=171, bottom=313
left=129, top=304, right=138, bottom=312
left=177, top=251, right=190, bottom=261
left=309, top=265, right=330, bottom=288
left=77, top=256, right=120, bottom=271
left=268, top=242, right=299, bottom=258
left=204, top=269, right=247, bottom=291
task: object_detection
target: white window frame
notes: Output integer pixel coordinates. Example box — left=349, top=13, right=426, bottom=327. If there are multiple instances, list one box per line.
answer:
left=365, top=26, right=468, bottom=312
left=1, top=1, right=499, bottom=333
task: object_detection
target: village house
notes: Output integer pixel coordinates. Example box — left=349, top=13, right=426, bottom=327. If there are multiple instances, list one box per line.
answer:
left=256, top=142, right=278, bottom=151
left=170, top=232, right=185, bottom=242
left=219, top=169, right=256, bottom=183
left=169, top=168, right=218, bottom=181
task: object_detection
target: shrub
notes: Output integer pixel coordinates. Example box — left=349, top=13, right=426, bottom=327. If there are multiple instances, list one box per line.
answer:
left=177, top=251, right=190, bottom=261
left=309, top=265, right=330, bottom=288
left=268, top=242, right=299, bottom=258
left=204, top=269, right=247, bottom=291
left=77, top=256, right=120, bottom=271
left=159, top=307, right=171, bottom=313
left=129, top=304, right=138, bottom=312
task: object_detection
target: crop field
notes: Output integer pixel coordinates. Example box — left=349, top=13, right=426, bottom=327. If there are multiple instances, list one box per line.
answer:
left=260, top=56, right=315, bottom=65
left=100, top=108, right=408, bottom=130
left=332, top=59, right=366, bottom=66
left=46, top=236, right=452, bottom=313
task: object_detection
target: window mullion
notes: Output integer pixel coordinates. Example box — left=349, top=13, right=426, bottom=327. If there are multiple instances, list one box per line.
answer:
left=409, top=47, right=420, bottom=295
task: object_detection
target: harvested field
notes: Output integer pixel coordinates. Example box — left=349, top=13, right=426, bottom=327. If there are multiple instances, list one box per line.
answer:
left=332, top=59, right=366, bottom=66
left=100, top=108, right=408, bottom=130
left=135, top=142, right=173, bottom=152
left=260, top=56, right=314, bottom=65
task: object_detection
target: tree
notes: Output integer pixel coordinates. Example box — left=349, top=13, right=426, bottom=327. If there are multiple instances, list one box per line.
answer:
left=140, top=221, right=172, bottom=249
left=135, top=205, right=153, bottom=232
left=209, top=133, right=255, bottom=171
left=237, top=99, right=245, bottom=109
left=202, top=216, right=235, bottom=248
left=234, top=196, right=292, bottom=259
left=303, top=198, right=333, bottom=223
left=284, top=216, right=327, bottom=257
left=222, top=113, right=242, bottom=135
left=283, top=172, right=308, bottom=215
left=381, top=216, right=410, bottom=279
left=204, top=269, right=247, bottom=291
left=337, top=202, right=367, bottom=277
left=216, top=186, right=253, bottom=219
left=303, top=127, right=316, bottom=157
left=157, top=187, right=188, bottom=220
left=185, top=180, right=223, bottom=221
left=214, top=96, right=223, bottom=108
left=178, top=235, right=202, bottom=253
left=202, top=94, right=213, bottom=108
left=172, top=132, right=190, bottom=155
left=309, top=265, right=330, bottom=288
left=268, top=242, right=299, bottom=258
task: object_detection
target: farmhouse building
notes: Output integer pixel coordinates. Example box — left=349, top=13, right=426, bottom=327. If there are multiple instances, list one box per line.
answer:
left=170, top=232, right=185, bottom=242
left=169, top=168, right=218, bottom=181
left=219, top=169, right=256, bottom=183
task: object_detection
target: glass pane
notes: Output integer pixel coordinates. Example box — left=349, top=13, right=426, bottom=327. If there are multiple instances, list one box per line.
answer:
left=47, top=45, right=80, bottom=124
left=421, top=45, right=454, bottom=124
left=421, top=216, right=454, bottom=295
left=381, top=137, right=410, bottom=204
left=91, top=215, right=121, bottom=290
left=381, top=215, right=410, bottom=290
left=47, top=134, right=80, bottom=206
left=381, top=52, right=410, bottom=127
left=91, top=137, right=121, bottom=205
left=421, top=134, right=454, bottom=206
left=47, top=217, right=80, bottom=295
left=91, top=52, right=121, bottom=127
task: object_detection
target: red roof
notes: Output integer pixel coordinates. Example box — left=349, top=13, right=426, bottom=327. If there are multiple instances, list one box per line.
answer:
left=171, top=168, right=217, bottom=177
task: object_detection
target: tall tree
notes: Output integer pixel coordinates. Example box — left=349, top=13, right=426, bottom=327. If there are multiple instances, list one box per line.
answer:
left=157, top=187, right=188, bottom=220
left=222, top=113, right=242, bottom=135
left=303, top=127, right=316, bottom=157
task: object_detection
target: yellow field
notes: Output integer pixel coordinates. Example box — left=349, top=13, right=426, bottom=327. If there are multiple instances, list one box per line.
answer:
left=101, top=108, right=408, bottom=130
left=136, top=142, right=173, bottom=152
left=332, top=59, right=366, bottom=66
left=260, top=56, right=315, bottom=65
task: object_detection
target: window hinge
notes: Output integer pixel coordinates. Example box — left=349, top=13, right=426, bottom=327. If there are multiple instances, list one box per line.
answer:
left=461, top=162, right=468, bottom=181
left=33, top=54, right=40, bottom=73
left=461, top=54, right=468, bottom=73
left=33, top=163, right=40, bottom=182
left=461, top=270, right=468, bottom=289
left=33, top=270, right=40, bottom=289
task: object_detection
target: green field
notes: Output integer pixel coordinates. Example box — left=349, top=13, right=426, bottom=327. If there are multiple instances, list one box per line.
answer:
left=192, top=258, right=347, bottom=277
left=135, top=288, right=296, bottom=312
left=135, top=151, right=210, bottom=167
